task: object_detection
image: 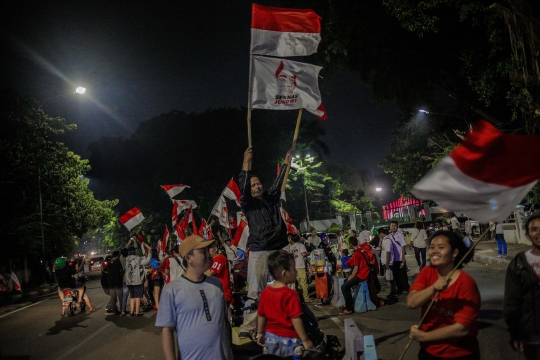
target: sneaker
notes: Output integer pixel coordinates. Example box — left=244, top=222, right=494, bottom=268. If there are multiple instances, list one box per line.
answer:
left=121, top=310, right=129, bottom=316
left=495, top=255, right=503, bottom=258
left=105, top=311, right=115, bottom=316
left=238, top=332, right=250, bottom=339
left=503, top=254, right=508, bottom=258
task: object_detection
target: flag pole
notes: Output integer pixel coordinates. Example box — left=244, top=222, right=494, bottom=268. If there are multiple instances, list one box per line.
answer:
left=246, top=54, right=254, bottom=170
left=397, top=227, right=491, bottom=360
left=280, top=108, right=303, bottom=194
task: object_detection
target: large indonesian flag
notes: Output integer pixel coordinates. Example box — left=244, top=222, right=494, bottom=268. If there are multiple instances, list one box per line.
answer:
left=251, top=4, right=322, bottom=57
left=251, top=56, right=326, bottom=120
left=119, top=207, right=145, bottom=231
left=222, top=178, right=241, bottom=206
left=161, top=184, right=189, bottom=198
left=411, top=120, right=540, bottom=223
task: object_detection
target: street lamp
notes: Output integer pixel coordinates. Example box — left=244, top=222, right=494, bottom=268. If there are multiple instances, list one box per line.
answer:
left=37, top=87, right=86, bottom=263
left=38, top=86, right=87, bottom=110
left=292, top=154, right=314, bottom=232
left=418, top=109, right=472, bottom=130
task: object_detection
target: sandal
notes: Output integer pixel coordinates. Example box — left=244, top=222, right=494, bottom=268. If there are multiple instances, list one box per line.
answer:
left=339, top=310, right=354, bottom=316
left=89, top=308, right=97, bottom=312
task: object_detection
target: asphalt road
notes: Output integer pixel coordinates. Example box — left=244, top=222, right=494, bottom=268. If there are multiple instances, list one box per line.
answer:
left=0, top=262, right=518, bottom=360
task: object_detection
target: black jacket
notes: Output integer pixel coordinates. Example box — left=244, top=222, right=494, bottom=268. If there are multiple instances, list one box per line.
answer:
left=107, top=259, right=124, bottom=289
left=239, top=165, right=288, bottom=251
left=504, top=251, right=540, bottom=343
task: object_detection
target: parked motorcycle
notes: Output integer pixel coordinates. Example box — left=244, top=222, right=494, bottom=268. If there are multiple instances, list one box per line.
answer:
left=62, top=287, right=86, bottom=317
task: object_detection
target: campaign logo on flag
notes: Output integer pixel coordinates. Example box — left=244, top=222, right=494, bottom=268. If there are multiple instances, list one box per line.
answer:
left=212, top=196, right=229, bottom=228
left=119, top=207, right=145, bottom=231
left=173, top=200, right=198, bottom=210
left=251, top=3, right=322, bottom=57
left=411, top=120, right=540, bottom=223
left=161, top=184, right=190, bottom=199
left=251, top=56, right=326, bottom=120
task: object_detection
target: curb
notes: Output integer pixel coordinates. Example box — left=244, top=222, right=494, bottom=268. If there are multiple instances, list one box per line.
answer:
left=473, top=254, right=510, bottom=266
left=3, top=284, right=58, bottom=305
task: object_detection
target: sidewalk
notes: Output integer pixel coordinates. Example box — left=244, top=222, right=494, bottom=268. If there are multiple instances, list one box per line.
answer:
left=1, top=282, right=59, bottom=307
left=472, top=240, right=528, bottom=267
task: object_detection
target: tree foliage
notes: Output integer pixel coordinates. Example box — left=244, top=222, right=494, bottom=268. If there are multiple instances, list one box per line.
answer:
left=0, top=89, right=117, bottom=263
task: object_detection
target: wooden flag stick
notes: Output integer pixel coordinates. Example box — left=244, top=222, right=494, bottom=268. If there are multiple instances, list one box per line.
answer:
left=281, top=108, right=303, bottom=193
left=397, top=227, right=491, bottom=360
left=246, top=54, right=254, bottom=170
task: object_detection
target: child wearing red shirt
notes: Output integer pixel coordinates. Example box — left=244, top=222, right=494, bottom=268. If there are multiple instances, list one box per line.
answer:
left=207, top=243, right=232, bottom=304
left=257, top=251, right=314, bottom=357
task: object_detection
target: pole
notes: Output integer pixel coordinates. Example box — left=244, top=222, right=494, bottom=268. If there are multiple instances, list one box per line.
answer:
left=281, top=109, right=303, bottom=193
left=246, top=54, right=254, bottom=148
left=397, top=227, right=491, bottom=360
left=38, top=167, right=45, bottom=257
left=303, top=176, right=310, bottom=231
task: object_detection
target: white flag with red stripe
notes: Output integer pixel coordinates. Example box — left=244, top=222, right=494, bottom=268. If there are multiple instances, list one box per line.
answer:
left=161, top=226, right=169, bottom=253
left=172, top=201, right=179, bottom=225
left=222, top=178, right=241, bottom=206
left=119, top=207, right=145, bottom=231
left=212, top=196, right=229, bottom=228
left=251, top=4, right=322, bottom=57
left=11, top=271, right=21, bottom=292
left=174, top=223, right=186, bottom=241
left=251, top=56, right=327, bottom=120
left=232, top=220, right=250, bottom=249
left=173, top=200, right=198, bottom=211
left=411, top=120, right=540, bottom=223
left=237, top=211, right=247, bottom=225
left=161, top=184, right=190, bottom=199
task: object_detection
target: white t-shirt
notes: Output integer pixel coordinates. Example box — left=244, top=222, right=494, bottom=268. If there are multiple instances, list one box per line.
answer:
left=496, top=223, right=504, bottom=234
left=450, top=216, right=460, bottom=230
left=382, top=233, right=406, bottom=265
left=410, top=228, right=428, bottom=248
left=309, top=236, right=321, bottom=247
left=464, top=220, right=472, bottom=235
left=358, top=230, right=371, bottom=244
left=525, top=250, right=540, bottom=276
left=290, top=243, right=307, bottom=269
left=224, top=244, right=237, bottom=262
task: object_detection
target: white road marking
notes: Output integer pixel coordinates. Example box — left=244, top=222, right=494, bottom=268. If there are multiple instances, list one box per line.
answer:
left=0, top=299, right=49, bottom=319
left=56, top=321, right=113, bottom=360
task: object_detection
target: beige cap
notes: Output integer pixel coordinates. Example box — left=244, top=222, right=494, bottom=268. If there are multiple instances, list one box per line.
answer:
left=179, top=235, right=216, bottom=257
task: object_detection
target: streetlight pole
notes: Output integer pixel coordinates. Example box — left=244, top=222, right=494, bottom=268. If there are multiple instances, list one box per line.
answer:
left=37, top=87, right=86, bottom=263
left=418, top=109, right=472, bottom=130
left=376, top=187, right=383, bottom=220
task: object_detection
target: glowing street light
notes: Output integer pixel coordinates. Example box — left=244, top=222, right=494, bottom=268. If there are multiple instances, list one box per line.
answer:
left=418, top=109, right=472, bottom=129
left=75, top=87, right=86, bottom=94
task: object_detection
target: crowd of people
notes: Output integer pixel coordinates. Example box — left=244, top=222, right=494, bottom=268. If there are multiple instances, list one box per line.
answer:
left=44, top=145, right=540, bottom=360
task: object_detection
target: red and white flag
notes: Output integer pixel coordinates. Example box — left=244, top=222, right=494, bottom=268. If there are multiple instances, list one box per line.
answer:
left=11, top=271, right=21, bottom=292
left=161, top=226, right=169, bottom=253
left=251, top=4, right=322, bottom=57
left=174, top=223, right=186, bottom=241
left=173, top=200, right=198, bottom=211
left=237, top=211, right=247, bottom=225
left=212, top=196, right=229, bottom=228
left=411, top=120, right=540, bottom=223
left=161, top=184, right=190, bottom=199
left=172, top=201, right=179, bottom=225
left=136, top=233, right=145, bottom=246
left=119, top=207, right=145, bottom=231
left=222, top=178, right=241, bottom=206
left=251, top=56, right=327, bottom=120
left=232, top=220, right=250, bottom=249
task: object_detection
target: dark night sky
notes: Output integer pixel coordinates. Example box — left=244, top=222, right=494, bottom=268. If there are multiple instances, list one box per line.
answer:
left=1, top=1, right=399, bottom=203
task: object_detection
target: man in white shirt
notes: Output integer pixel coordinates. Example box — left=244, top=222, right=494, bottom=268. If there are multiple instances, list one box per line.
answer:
left=450, top=215, right=460, bottom=230
left=464, top=218, right=472, bottom=236
left=289, top=234, right=311, bottom=302
left=382, top=221, right=409, bottom=297
left=358, top=224, right=371, bottom=244
left=309, top=230, right=321, bottom=248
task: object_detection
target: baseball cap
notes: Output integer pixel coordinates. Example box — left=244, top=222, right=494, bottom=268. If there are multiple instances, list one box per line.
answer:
left=180, top=235, right=215, bottom=257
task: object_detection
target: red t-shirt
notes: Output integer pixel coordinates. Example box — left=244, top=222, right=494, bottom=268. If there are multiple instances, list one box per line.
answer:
left=258, top=286, right=303, bottom=338
left=345, top=248, right=370, bottom=280
left=210, top=254, right=232, bottom=302
left=409, top=266, right=481, bottom=358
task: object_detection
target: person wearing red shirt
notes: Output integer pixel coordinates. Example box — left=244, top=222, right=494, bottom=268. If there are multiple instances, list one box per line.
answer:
left=207, top=242, right=232, bottom=304
left=408, top=230, right=480, bottom=360
left=339, top=237, right=370, bottom=315
left=257, top=251, right=313, bottom=357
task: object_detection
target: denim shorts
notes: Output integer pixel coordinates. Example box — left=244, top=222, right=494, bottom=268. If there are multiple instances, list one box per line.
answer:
left=264, top=331, right=302, bottom=358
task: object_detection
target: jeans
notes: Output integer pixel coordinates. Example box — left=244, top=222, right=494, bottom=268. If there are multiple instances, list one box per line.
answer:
left=414, top=247, right=427, bottom=267
left=109, top=287, right=123, bottom=312
left=495, top=234, right=507, bottom=255
left=121, top=282, right=129, bottom=312
left=240, top=250, right=272, bottom=333
left=264, top=331, right=302, bottom=358
left=341, top=276, right=363, bottom=312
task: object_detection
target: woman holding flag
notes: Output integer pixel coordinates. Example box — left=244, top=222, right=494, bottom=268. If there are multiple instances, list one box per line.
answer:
left=407, top=230, right=480, bottom=360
